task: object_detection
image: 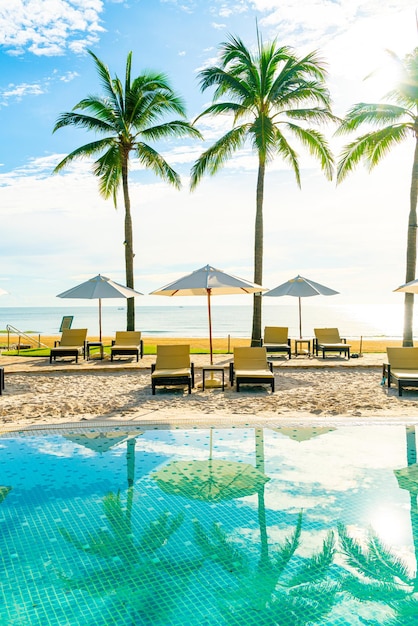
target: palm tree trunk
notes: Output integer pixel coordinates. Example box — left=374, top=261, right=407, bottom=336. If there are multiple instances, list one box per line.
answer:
left=122, top=155, right=135, bottom=331
left=403, top=138, right=418, bottom=346
left=251, top=161, right=265, bottom=346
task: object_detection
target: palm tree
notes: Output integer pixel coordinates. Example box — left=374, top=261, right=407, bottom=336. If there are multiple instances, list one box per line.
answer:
left=190, top=31, right=335, bottom=345
left=53, top=51, right=201, bottom=331
left=336, top=48, right=418, bottom=346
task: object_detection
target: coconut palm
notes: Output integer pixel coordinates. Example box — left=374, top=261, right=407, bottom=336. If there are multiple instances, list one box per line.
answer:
left=190, top=31, right=335, bottom=345
left=336, top=48, right=418, bottom=346
left=53, top=51, right=201, bottom=331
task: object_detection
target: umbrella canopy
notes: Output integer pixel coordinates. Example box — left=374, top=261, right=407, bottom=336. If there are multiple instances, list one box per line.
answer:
left=150, top=264, right=266, bottom=364
left=63, top=428, right=144, bottom=454
left=272, top=426, right=336, bottom=442
left=264, top=274, right=339, bottom=338
left=57, top=274, right=143, bottom=341
left=153, top=459, right=269, bottom=502
left=152, top=428, right=269, bottom=502
left=394, top=279, right=418, bottom=294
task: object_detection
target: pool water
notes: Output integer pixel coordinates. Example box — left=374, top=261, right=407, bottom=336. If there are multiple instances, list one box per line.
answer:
left=1, top=423, right=418, bottom=625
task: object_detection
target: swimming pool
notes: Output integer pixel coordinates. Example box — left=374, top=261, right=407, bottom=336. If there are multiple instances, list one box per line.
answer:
left=1, top=422, right=417, bottom=625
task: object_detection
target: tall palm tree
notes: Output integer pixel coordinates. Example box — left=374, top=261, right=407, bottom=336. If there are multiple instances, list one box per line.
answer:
left=336, top=48, right=418, bottom=346
left=190, top=32, right=335, bottom=345
left=53, top=51, right=201, bottom=331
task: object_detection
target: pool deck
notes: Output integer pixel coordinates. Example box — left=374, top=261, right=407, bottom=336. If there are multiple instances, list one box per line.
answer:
left=0, top=352, right=386, bottom=374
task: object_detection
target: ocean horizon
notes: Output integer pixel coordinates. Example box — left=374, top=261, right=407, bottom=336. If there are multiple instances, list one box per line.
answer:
left=0, top=302, right=408, bottom=340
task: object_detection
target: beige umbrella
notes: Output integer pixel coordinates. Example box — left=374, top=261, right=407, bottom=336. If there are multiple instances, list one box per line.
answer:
left=57, top=274, right=143, bottom=341
left=150, top=264, right=266, bottom=365
left=264, top=275, right=339, bottom=339
left=271, top=426, right=336, bottom=442
left=152, top=430, right=269, bottom=502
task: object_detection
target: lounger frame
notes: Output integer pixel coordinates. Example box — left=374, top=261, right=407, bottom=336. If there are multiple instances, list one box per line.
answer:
left=151, top=345, right=194, bottom=395
left=110, top=331, right=143, bottom=362
left=383, top=347, right=418, bottom=396
left=262, top=326, right=291, bottom=359
left=313, top=328, right=350, bottom=359
left=49, top=329, right=87, bottom=363
left=229, top=347, right=275, bottom=392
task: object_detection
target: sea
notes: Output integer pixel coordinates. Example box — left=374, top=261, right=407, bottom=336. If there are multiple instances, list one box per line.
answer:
left=0, top=302, right=407, bottom=340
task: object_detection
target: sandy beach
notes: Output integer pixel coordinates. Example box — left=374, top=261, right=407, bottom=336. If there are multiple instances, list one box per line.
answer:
left=1, top=336, right=417, bottom=429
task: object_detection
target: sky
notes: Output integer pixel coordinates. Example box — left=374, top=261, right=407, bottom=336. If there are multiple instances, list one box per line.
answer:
left=1, top=0, right=418, bottom=310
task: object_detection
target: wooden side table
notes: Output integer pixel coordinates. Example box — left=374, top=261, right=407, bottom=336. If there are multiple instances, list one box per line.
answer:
left=294, top=339, right=311, bottom=357
left=86, top=342, right=104, bottom=360
left=202, top=367, right=225, bottom=391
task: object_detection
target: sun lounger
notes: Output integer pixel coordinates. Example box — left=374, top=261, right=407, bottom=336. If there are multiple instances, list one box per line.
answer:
left=49, top=329, right=87, bottom=363
left=110, top=331, right=143, bottom=362
left=229, top=347, right=275, bottom=392
left=262, top=326, right=291, bottom=358
left=151, top=345, right=194, bottom=394
left=383, top=347, right=418, bottom=396
left=313, top=328, right=350, bottom=359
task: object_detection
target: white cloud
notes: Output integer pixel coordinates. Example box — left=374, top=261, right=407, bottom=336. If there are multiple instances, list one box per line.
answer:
left=0, top=0, right=105, bottom=56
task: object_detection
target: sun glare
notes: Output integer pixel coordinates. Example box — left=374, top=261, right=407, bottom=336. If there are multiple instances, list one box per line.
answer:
left=369, top=506, right=410, bottom=546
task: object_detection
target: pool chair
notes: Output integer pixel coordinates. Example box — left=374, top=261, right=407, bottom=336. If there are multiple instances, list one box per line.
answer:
left=383, top=347, right=418, bottom=396
left=313, top=328, right=351, bottom=359
left=262, top=326, right=291, bottom=358
left=110, top=331, right=143, bottom=362
left=151, top=345, right=194, bottom=395
left=229, top=347, right=275, bottom=392
left=49, top=328, right=88, bottom=363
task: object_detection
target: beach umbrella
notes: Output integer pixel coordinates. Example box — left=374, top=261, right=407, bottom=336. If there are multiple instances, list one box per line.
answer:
left=394, top=278, right=418, bottom=295
left=57, top=274, right=143, bottom=341
left=271, top=426, right=336, bottom=442
left=264, top=274, right=339, bottom=339
left=63, top=428, right=144, bottom=454
left=152, top=430, right=269, bottom=503
left=149, top=264, right=266, bottom=365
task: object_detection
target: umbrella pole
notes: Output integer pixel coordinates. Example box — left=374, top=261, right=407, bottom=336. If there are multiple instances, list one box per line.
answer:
left=99, top=298, right=102, bottom=342
left=298, top=297, right=302, bottom=339
left=207, top=289, right=214, bottom=365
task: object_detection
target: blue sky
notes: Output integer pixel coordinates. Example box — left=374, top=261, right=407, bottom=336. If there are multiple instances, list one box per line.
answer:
left=1, top=0, right=418, bottom=309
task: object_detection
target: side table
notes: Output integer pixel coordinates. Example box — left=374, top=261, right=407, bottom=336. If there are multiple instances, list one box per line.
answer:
left=86, top=341, right=104, bottom=360
left=294, top=339, right=311, bottom=357
left=202, top=366, right=225, bottom=391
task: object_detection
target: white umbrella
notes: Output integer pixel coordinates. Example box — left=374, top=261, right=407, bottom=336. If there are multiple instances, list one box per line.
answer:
left=57, top=274, right=143, bottom=341
left=150, top=264, right=266, bottom=365
left=264, top=274, right=339, bottom=338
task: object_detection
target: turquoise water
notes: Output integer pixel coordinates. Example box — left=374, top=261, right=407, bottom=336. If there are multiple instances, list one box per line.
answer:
left=1, top=423, right=418, bottom=624
left=0, top=302, right=406, bottom=339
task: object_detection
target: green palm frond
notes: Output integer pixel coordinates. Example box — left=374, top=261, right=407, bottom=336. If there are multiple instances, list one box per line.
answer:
left=337, top=124, right=410, bottom=182
left=53, top=138, right=116, bottom=172
left=190, top=125, right=249, bottom=189
left=269, top=510, right=303, bottom=575
left=93, top=145, right=122, bottom=204
left=193, top=520, right=249, bottom=574
left=389, top=596, right=418, bottom=625
left=140, top=120, right=202, bottom=142
left=337, top=523, right=414, bottom=587
left=284, top=107, right=339, bottom=124
left=288, top=530, right=336, bottom=586
left=135, top=142, right=182, bottom=188
left=336, top=103, right=412, bottom=134
left=286, top=124, right=334, bottom=180
left=88, top=50, right=120, bottom=105
left=342, top=573, right=410, bottom=601
left=138, top=510, right=185, bottom=554
left=53, top=110, right=114, bottom=134
left=274, top=130, right=301, bottom=187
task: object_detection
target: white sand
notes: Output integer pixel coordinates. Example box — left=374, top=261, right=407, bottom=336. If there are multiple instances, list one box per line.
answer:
left=1, top=353, right=417, bottom=428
